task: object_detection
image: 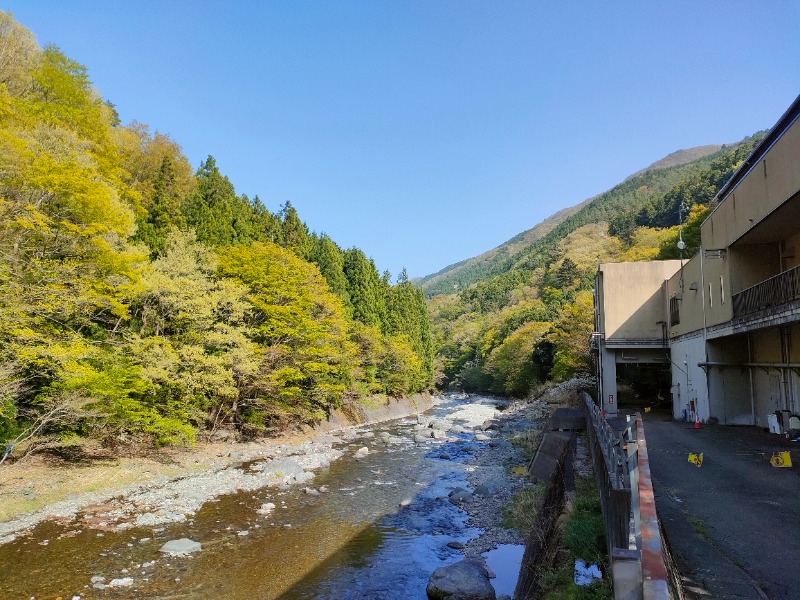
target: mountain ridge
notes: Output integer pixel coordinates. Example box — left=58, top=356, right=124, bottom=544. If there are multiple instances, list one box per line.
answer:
left=418, top=143, right=724, bottom=296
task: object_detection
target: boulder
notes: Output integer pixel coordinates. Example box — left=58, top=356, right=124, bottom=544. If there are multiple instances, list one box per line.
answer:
left=354, top=447, right=370, bottom=458
left=448, top=488, right=473, bottom=504
left=262, top=457, right=305, bottom=481
left=426, top=557, right=496, bottom=600
left=473, top=484, right=495, bottom=498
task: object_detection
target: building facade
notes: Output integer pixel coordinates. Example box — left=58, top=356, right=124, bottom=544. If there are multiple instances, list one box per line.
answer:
left=594, top=261, right=682, bottom=416
left=595, top=95, right=800, bottom=429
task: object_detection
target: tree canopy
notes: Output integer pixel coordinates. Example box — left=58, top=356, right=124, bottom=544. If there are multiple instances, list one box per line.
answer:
left=0, top=13, right=434, bottom=455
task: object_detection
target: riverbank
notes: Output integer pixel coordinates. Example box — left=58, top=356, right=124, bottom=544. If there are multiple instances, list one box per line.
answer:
left=0, top=392, right=434, bottom=545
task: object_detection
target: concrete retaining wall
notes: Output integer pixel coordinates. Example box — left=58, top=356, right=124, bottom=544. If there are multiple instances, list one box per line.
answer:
left=314, top=392, right=435, bottom=433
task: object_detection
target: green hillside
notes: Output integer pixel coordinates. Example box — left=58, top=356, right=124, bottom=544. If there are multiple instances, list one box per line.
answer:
left=428, top=134, right=764, bottom=396
left=420, top=144, right=725, bottom=298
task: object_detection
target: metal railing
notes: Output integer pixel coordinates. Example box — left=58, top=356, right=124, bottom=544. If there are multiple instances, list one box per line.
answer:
left=583, top=393, right=672, bottom=599
left=584, top=395, right=631, bottom=557
left=732, top=264, right=800, bottom=317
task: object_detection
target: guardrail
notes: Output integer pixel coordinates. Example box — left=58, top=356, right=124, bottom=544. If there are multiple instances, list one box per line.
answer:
left=583, top=392, right=672, bottom=599
left=732, top=264, right=800, bottom=317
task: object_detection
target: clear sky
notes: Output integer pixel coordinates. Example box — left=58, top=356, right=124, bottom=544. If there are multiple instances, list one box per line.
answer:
left=4, top=1, right=799, bottom=279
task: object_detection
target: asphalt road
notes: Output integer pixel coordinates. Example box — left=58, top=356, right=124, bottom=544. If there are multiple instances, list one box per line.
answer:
left=642, top=412, right=800, bottom=599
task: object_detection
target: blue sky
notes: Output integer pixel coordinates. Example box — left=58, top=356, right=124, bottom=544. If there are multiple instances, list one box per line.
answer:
left=4, top=1, right=799, bottom=279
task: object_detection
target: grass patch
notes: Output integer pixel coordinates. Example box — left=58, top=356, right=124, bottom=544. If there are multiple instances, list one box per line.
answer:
left=510, top=429, right=543, bottom=461
left=563, top=511, right=605, bottom=564
left=687, top=514, right=708, bottom=540
left=541, top=472, right=611, bottom=599
left=501, top=483, right=547, bottom=535
left=540, top=564, right=612, bottom=600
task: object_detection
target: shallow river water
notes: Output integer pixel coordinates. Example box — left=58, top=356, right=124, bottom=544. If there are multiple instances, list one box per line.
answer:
left=0, top=396, right=524, bottom=599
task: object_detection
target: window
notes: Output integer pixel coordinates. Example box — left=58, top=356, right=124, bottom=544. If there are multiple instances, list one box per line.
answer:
left=720, top=275, right=725, bottom=304
left=670, top=296, right=680, bottom=325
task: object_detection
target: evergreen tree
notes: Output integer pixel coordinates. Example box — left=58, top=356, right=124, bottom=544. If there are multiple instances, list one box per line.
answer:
left=182, top=156, right=237, bottom=246
left=310, top=234, right=351, bottom=307
left=280, top=201, right=311, bottom=259
left=134, top=156, right=186, bottom=256
left=343, top=248, right=386, bottom=329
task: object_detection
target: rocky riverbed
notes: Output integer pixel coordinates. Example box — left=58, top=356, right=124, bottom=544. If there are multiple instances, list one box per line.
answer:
left=0, top=392, right=555, bottom=599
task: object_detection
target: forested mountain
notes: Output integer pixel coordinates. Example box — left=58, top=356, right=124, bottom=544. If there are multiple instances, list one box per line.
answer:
left=419, top=143, right=723, bottom=298
left=0, top=13, right=432, bottom=454
left=428, top=134, right=764, bottom=397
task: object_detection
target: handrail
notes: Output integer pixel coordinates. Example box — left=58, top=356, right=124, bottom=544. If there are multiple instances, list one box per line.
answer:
left=732, top=264, right=800, bottom=317
left=583, top=393, right=671, bottom=599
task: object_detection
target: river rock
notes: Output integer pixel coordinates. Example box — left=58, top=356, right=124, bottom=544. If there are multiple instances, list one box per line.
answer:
left=415, top=433, right=432, bottom=443
left=295, top=471, right=315, bottom=484
left=432, top=429, right=447, bottom=439
left=256, top=502, right=275, bottom=515
left=354, top=447, right=370, bottom=458
left=426, top=557, right=496, bottom=600
left=303, top=487, right=320, bottom=496
left=257, top=502, right=276, bottom=514
left=107, top=577, right=134, bottom=588
left=448, top=488, right=473, bottom=504
left=474, top=433, right=491, bottom=442
left=428, top=418, right=450, bottom=431
left=159, top=538, right=202, bottom=556
left=473, top=484, right=495, bottom=498
left=135, top=512, right=161, bottom=527
left=262, top=457, right=305, bottom=481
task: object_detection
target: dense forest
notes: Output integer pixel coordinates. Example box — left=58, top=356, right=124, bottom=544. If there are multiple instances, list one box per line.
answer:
left=428, top=133, right=764, bottom=397
left=0, top=13, right=433, bottom=454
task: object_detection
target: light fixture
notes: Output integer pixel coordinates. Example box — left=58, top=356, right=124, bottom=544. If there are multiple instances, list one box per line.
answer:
left=689, top=282, right=698, bottom=291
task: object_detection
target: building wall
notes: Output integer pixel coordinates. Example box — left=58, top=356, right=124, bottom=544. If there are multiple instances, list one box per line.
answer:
left=599, top=261, right=682, bottom=342
left=702, top=116, right=800, bottom=251
left=666, top=257, right=704, bottom=336
left=729, top=244, right=781, bottom=293
left=669, top=333, right=707, bottom=421
left=707, top=336, right=751, bottom=425
left=784, top=231, right=800, bottom=270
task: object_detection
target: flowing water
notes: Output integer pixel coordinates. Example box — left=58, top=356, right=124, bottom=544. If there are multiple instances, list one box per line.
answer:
left=0, top=396, right=523, bottom=599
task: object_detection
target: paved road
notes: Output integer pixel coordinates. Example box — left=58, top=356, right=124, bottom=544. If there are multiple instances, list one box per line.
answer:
left=642, top=412, right=800, bottom=599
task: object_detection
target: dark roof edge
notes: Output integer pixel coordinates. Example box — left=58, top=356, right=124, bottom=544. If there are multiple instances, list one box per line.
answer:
left=716, top=94, right=800, bottom=201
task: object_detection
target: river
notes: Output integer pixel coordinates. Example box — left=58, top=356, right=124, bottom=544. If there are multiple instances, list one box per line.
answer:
left=0, top=395, right=529, bottom=599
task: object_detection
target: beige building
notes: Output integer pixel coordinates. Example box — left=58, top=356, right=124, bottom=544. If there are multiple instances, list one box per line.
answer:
left=593, top=261, right=682, bottom=416
left=595, top=94, right=800, bottom=429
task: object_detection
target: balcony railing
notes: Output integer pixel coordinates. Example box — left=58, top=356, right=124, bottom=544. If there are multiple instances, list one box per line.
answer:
left=732, top=264, right=800, bottom=317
